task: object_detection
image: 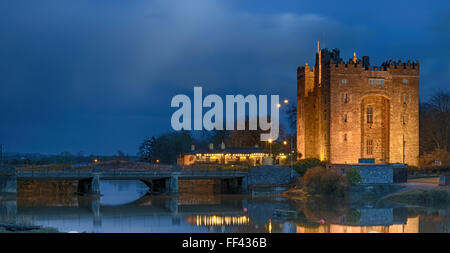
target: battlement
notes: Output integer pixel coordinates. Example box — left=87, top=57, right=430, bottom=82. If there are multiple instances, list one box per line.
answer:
left=297, top=64, right=313, bottom=73
left=329, top=58, right=419, bottom=72
left=323, top=48, right=418, bottom=72
left=297, top=48, right=419, bottom=75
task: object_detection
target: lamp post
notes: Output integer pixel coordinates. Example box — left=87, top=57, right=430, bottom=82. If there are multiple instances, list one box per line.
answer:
left=268, top=138, right=273, bottom=157
left=279, top=99, right=294, bottom=178
left=93, top=157, right=100, bottom=173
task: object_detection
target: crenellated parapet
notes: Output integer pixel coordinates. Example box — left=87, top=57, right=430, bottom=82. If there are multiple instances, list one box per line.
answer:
left=326, top=56, right=419, bottom=74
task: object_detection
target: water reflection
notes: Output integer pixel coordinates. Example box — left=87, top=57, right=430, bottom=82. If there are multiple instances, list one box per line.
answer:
left=0, top=180, right=448, bottom=233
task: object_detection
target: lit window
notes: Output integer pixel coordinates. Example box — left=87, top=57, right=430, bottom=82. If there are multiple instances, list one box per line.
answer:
left=341, top=79, right=348, bottom=85
left=402, top=95, right=407, bottom=104
left=367, top=106, right=373, bottom=124
left=402, top=79, right=408, bottom=84
left=366, top=139, right=373, bottom=155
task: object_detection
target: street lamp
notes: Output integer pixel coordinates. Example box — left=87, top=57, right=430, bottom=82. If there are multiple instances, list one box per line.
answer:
left=93, top=158, right=100, bottom=173
left=279, top=100, right=294, bottom=176
left=267, top=139, right=273, bottom=158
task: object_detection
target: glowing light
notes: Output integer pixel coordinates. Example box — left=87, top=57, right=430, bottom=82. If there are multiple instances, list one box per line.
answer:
left=283, top=141, right=287, bottom=145
left=268, top=139, right=273, bottom=144
left=268, top=219, right=272, bottom=233
left=191, top=215, right=250, bottom=227
left=277, top=103, right=281, bottom=108
left=284, top=99, right=289, bottom=104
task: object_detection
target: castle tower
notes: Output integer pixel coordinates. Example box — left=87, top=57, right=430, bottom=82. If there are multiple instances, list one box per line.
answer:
left=297, top=47, right=419, bottom=166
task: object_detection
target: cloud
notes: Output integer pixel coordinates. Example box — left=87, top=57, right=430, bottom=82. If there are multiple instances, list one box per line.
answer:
left=2, top=0, right=446, bottom=154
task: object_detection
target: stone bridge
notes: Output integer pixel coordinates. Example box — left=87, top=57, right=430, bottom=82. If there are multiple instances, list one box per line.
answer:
left=0, top=168, right=250, bottom=195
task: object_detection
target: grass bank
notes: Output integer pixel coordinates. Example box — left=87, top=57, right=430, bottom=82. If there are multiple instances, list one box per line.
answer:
left=382, top=189, right=450, bottom=207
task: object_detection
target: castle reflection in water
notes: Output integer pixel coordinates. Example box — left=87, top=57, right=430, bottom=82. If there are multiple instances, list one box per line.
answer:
left=186, top=215, right=420, bottom=233
left=295, top=216, right=419, bottom=233
left=0, top=180, right=447, bottom=233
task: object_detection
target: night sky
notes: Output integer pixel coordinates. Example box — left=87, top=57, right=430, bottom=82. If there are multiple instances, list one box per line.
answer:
left=0, top=0, right=449, bottom=155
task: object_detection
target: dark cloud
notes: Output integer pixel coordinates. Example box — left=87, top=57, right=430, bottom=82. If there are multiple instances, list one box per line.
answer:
left=0, top=0, right=448, bottom=154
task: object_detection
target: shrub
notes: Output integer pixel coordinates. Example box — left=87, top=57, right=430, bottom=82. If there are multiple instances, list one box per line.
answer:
left=345, top=167, right=362, bottom=186
left=302, top=166, right=347, bottom=196
left=292, top=158, right=324, bottom=176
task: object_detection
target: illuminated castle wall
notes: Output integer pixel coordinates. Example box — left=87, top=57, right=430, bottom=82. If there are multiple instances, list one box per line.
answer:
left=297, top=47, right=419, bottom=166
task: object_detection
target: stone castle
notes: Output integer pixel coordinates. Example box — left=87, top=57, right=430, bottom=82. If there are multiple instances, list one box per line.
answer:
left=296, top=46, right=419, bottom=166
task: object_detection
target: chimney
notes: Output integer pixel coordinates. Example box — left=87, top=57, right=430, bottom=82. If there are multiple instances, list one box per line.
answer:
left=209, top=143, right=214, bottom=150
left=220, top=142, right=225, bottom=150
left=191, top=145, right=195, bottom=151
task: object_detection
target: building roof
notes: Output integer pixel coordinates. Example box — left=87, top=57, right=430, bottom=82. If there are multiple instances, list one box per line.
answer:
left=183, top=147, right=266, bottom=155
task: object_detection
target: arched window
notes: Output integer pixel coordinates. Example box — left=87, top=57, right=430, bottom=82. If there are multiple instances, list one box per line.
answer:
left=367, top=106, right=373, bottom=124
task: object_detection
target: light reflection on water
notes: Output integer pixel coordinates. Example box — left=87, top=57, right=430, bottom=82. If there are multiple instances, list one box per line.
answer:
left=100, top=180, right=149, bottom=206
left=0, top=180, right=448, bottom=233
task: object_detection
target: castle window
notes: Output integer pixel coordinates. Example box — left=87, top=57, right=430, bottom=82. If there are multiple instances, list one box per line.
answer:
left=366, top=139, right=373, bottom=155
left=344, top=134, right=347, bottom=142
left=324, top=111, right=327, bottom=120
left=341, top=79, right=348, bottom=85
left=402, top=95, right=407, bottom=104
left=402, top=79, right=408, bottom=85
left=344, top=114, right=348, bottom=123
left=367, top=106, right=373, bottom=124
left=369, top=79, right=384, bottom=87
left=343, top=93, right=349, bottom=104
left=402, top=115, right=406, bottom=125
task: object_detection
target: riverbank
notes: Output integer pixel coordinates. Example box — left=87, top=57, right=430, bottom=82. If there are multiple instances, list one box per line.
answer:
left=381, top=189, right=450, bottom=206
left=283, top=177, right=448, bottom=206
left=0, top=223, right=59, bottom=233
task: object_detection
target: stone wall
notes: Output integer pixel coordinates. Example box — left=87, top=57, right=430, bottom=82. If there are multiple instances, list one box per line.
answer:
left=331, top=164, right=406, bottom=184
left=248, top=166, right=297, bottom=186
left=0, top=173, right=17, bottom=194
left=356, top=165, right=393, bottom=184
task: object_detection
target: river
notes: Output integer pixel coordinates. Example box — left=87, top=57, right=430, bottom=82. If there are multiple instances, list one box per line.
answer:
left=0, top=180, right=448, bottom=233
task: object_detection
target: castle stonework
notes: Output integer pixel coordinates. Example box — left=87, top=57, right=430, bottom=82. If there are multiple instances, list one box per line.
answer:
left=297, top=48, right=419, bottom=166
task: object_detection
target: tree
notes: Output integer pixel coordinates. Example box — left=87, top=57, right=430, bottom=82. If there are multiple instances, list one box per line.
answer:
left=138, top=136, right=156, bottom=162
left=420, top=90, right=450, bottom=154
left=137, top=131, right=194, bottom=164
left=284, top=102, right=297, bottom=133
